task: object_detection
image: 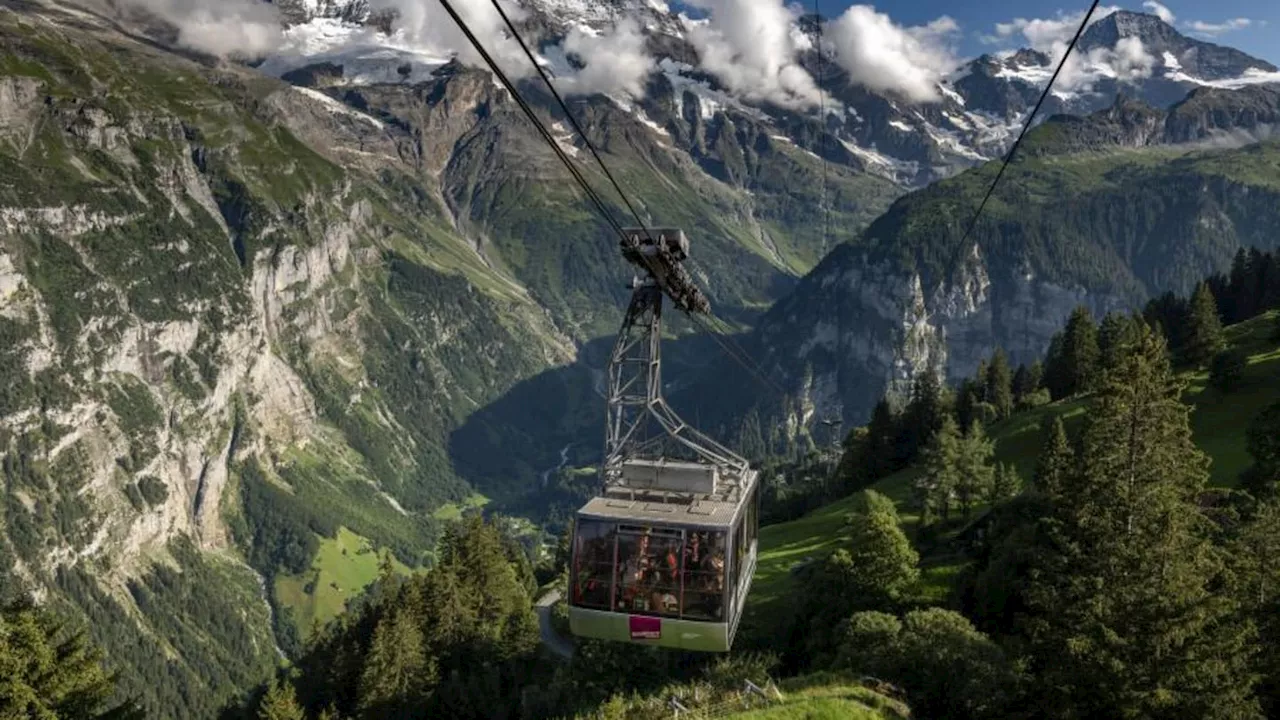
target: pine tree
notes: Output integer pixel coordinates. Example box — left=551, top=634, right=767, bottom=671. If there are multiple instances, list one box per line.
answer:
left=984, top=349, right=1014, bottom=420
left=1243, top=401, right=1280, bottom=500
left=1011, top=363, right=1039, bottom=407
left=1042, top=331, right=1069, bottom=400
left=1097, top=311, right=1137, bottom=372
left=1263, top=255, right=1280, bottom=312
left=1060, top=305, right=1100, bottom=396
left=1022, top=324, right=1260, bottom=718
left=1144, top=291, right=1189, bottom=354
left=844, top=490, right=920, bottom=603
left=1210, top=347, right=1247, bottom=392
left=0, top=599, right=136, bottom=720
left=955, top=377, right=982, bottom=431
left=916, top=415, right=962, bottom=523
left=987, top=462, right=1023, bottom=505
left=898, top=370, right=946, bottom=466
left=258, top=678, right=306, bottom=720
left=1032, top=415, right=1073, bottom=498
left=1183, top=281, right=1226, bottom=367
left=955, top=420, right=995, bottom=518
left=1227, top=247, right=1252, bottom=322
left=356, top=609, right=435, bottom=718
left=864, top=398, right=900, bottom=480
left=1235, top=501, right=1280, bottom=716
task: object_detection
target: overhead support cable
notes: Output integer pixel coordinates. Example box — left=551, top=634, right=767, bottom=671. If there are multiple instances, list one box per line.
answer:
left=486, top=0, right=655, bottom=238
left=441, top=0, right=790, bottom=402
left=954, top=0, right=1102, bottom=250
left=813, top=0, right=830, bottom=257
left=435, top=0, right=628, bottom=240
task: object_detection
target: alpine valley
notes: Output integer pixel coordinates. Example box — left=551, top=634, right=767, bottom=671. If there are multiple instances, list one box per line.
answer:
left=2, top=0, right=1279, bottom=716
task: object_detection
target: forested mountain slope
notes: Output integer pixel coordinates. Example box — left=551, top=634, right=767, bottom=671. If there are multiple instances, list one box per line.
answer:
left=686, top=95, right=1280, bottom=438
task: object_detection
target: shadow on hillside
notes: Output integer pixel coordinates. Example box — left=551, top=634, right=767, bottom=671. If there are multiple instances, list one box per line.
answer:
left=448, top=324, right=758, bottom=522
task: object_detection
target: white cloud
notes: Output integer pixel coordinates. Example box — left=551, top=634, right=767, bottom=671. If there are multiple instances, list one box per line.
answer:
left=120, top=0, right=283, bottom=58
left=558, top=18, right=656, bottom=98
left=1057, top=37, right=1157, bottom=94
left=367, top=0, right=535, bottom=78
left=680, top=0, right=825, bottom=109
left=994, top=6, right=1121, bottom=57
left=1142, top=1, right=1175, bottom=24
left=827, top=5, right=960, bottom=103
left=1184, top=18, right=1252, bottom=37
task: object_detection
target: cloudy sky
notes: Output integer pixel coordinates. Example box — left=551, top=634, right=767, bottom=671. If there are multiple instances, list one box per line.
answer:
left=127, top=0, right=1280, bottom=107
left=800, top=0, right=1278, bottom=63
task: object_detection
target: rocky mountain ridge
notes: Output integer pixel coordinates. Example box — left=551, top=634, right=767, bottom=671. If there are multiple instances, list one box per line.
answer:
left=681, top=99, right=1280, bottom=436
left=256, top=5, right=1280, bottom=188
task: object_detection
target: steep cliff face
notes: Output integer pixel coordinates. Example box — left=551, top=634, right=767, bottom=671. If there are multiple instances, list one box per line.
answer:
left=740, top=243, right=1123, bottom=428
left=0, top=7, right=579, bottom=716
left=686, top=114, right=1280, bottom=433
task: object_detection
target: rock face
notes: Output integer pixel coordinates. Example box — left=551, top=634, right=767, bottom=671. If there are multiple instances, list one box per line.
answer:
left=684, top=104, right=1280, bottom=433
left=0, top=7, right=582, bottom=716
left=253, top=6, right=1279, bottom=191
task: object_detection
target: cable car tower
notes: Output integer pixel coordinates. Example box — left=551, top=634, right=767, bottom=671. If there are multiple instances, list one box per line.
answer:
left=568, top=228, right=761, bottom=652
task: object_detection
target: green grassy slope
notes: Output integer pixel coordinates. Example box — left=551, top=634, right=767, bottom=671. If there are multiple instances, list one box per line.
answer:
left=745, top=310, right=1280, bottom=634
left=274, top=526, right=414, bottom=636
left=726, top=674, right=908, bottom=719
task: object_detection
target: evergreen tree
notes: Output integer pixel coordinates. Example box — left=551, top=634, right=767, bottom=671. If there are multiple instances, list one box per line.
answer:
left=800, top=490, right=919, bottom=664
left=1264, top=255, right=1280, bottom=312
left=1042, top=331, right=1069, bottom=400
left=1011, top=362, right=1042, bottom=407
left=1060, top=305, right=1100, bottom=396
left=987, top=462, right=1022, bottom=506
left=1242, top=401, right=1280, bottom=500
left=863, top=398, right=900, bottom=480
left=916, top=415, right=962, bottom=523
left=1097, top=311, right=1137, bottom=372
left=1143, top=290, right=1189, bottom=354
left=1235, top=501, right=1280, bottom=716
left=984, top=349, right=1014, bottom=420
left=844, top=490, right=921, bottom=603
left=1210, top=347, right=1247, bottom=392
left=955, top=377, right=982, bottom=432
left=1022, top=324, right=1260, bottom=719
left=357, top=609, right=434, bottom=718
left=955, top=420, right=995, bottom=518
left=1032, top=415, right=1072, bottom=497
left=1183, top=281, right=1226, bottom=367
left=0, top=599, right=138, bottom=720
left=258, top=679, right=306, bottom=720
left=836, top=609, right=1021, bottom=720
left=897, top=370, right=946, bottom=466
left=1226, top=247, right=1252, bottom=322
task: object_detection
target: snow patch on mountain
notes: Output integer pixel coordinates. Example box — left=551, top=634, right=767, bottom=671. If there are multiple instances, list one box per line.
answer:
left=292, top=85, right=385, bottom=128
left=258, top=18, right=451, bottom=84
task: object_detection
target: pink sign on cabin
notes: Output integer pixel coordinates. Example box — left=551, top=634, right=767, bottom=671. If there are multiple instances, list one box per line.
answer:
left=630, top=615, right=661, bottom=640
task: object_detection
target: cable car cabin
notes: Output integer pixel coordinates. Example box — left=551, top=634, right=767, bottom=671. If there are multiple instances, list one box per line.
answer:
left=568, top=460, right=760, bottom=652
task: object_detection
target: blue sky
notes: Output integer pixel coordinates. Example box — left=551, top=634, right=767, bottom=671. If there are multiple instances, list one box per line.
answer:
left=813, top=1, right=1279, bottom=63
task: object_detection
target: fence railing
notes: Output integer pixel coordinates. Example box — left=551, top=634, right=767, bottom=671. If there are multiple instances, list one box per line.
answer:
left=666, top=678, right=783, bottom=718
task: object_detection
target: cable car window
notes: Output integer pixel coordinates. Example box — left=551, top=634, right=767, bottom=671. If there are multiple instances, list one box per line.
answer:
left=734, top=515, right=746, bottom=588
left=681, top=530, right=726, bottom=620
left=748, top=484, right=759, bottom=549
left=614, top=526, right=683, bottom=617
left=571, top=519, right=616, bottom=610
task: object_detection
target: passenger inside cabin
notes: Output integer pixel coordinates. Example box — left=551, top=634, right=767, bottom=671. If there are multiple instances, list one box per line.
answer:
left=681, top=532, right=726, bottom=620
left=617, top=529, right=656, bottom=611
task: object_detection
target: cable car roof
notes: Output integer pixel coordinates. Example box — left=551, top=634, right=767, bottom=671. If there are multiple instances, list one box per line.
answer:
left=576, top=490, right=746, bottom=528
